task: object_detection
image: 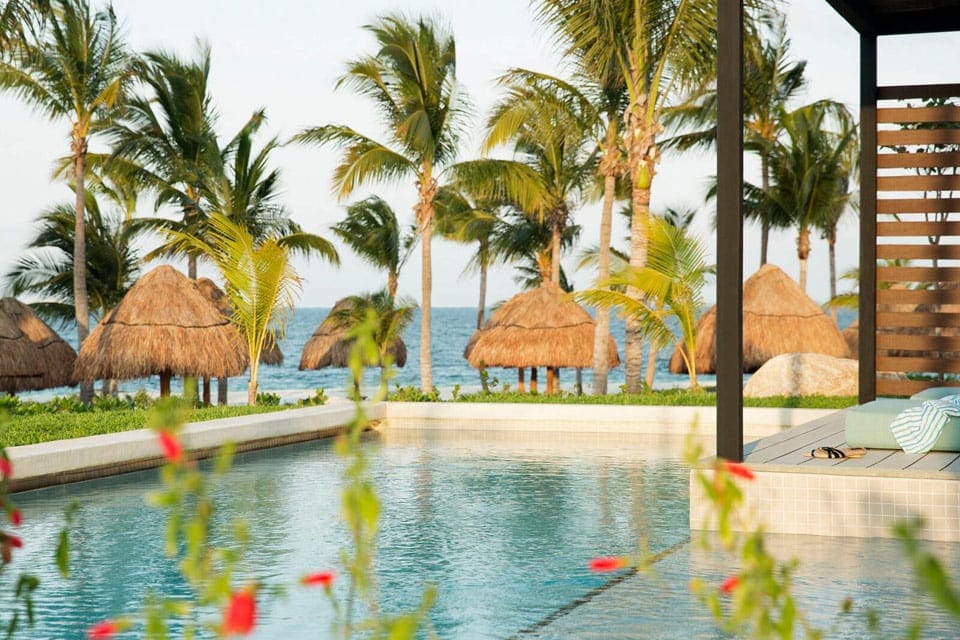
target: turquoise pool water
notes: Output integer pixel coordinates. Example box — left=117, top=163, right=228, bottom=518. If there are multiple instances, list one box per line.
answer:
left=9, top=430, right=960, bottom=638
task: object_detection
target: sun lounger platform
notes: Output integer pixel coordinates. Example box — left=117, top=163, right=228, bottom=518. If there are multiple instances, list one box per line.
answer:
left=844, top=398, right=960, bottom=452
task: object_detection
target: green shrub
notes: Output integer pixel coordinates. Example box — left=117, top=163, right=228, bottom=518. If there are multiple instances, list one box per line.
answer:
left=297, top=388, right=328, bottom=407
left=255, top=391, right=282, bottom=406
left=387, top=384, right=441, bottom=402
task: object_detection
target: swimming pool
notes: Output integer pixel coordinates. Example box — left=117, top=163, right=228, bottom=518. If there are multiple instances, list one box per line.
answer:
left=9, top=429, right=960, bottom=638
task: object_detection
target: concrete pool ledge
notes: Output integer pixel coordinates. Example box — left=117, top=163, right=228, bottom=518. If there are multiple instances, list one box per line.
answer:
left=9, top=402, right=386, bottom=492
left=382, top=402, right=838, bottom=440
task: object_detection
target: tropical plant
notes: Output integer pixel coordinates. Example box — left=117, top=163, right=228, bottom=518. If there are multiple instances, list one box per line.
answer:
left=481, top=70, right=597, bottom=288
left=434, top=188, right=499, bottom=329
left=0, top=0, right=132, bottom=402
left=5, top=184, right=141, bottom=327
left=577, top=216, right=711, bottom=390
left=329, top=290, right=417, bottom=395
left=107, top=43, right=222, bottom=279
left=745, top=101, right=856, bottom=292
left=293, top=13, right=470, bottom=393
left=534, top=0, right=736, bottom=393
left=332, top=196, right=416, bottom=300
left=0, top=0, right=44, bottom=54
left=173, top=214, right=302, bottom=406
left=489, top=208, right=580, bottom=292
left=665, top=16, right=805, bottom=266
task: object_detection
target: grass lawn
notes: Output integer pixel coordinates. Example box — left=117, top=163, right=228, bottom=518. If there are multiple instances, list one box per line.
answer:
left=0, top=405, right=285, bottom=448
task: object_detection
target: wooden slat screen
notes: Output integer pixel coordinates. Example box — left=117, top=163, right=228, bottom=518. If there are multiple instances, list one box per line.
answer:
left=875, top=94, right=960, bottom=396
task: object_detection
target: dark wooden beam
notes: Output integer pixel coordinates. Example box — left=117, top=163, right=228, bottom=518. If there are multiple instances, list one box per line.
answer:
left=878, top=84, right=960, bottom=101
left=859, top=33, right=878, bottom=404
left=876, top=10, right=960, bottom=36
left=716, top=0, right=743, bottom=462
left=822, top=0, right=876, bottom=35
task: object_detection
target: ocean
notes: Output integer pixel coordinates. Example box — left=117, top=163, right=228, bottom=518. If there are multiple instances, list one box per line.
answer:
left=26, top=307, right=857, bottom=402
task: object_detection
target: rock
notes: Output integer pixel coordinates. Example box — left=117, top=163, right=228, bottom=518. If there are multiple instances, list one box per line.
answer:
left=743, top=353, right=858, bottom=398
left=842, top=321, right=858, bottom=360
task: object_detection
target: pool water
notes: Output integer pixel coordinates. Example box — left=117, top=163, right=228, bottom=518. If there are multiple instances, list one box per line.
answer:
left=9, top=430, right=960, bottom=639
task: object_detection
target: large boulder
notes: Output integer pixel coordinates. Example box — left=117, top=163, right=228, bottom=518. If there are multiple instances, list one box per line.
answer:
left=743, top=353, right=858, bottom=398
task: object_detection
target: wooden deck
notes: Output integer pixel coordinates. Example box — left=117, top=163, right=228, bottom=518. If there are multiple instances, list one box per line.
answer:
left=744, top=410, right=960, bottom=475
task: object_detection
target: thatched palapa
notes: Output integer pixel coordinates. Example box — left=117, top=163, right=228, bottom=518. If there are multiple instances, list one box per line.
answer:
left=464, top=282, right=620, bottom=369
left=74, top=266, right=247, bottom=391
left=299, top=298, right=407, bottom=370
left=670, top=264, right=848, bottom=374
left=195, top=277, right=283, bottom=365
left=0, top=298, right=77, bottom=394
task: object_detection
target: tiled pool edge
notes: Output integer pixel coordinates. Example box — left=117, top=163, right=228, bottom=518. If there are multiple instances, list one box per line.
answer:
left=382, top=402, right=836, bottom=440
left=689, top=465, right=960, bottom=542
left=9, top=402, right=386, bottom=492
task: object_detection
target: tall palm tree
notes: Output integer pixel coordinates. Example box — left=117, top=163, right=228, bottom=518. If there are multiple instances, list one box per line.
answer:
left=5, top=183, right=141, bottom=326
left=535, top=0, right=757, bottom=393
left=0, top=0, right=132, bottom=402
left=174, top=213, right=301, bottom=406
left=665, top=16, right=805, bottom=266
left=434, top=188, right=499, bottom=329
left=489, top=209, right=580, bottom=292
left=333, top=196, right=416, bottom=300
left=482, top=72, right=596, bottom=287
left=108, top=43, right=221, bottom=279
left=745, top=101, right=856, bottom=292
left=293, top=14, right=470, bottom=393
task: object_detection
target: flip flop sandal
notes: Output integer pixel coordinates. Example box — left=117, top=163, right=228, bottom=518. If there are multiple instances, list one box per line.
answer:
left=807, top=446, right=867, bottom=459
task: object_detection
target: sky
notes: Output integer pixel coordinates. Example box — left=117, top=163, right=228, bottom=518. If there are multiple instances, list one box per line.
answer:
left=0, top=0, right=958, bottom=309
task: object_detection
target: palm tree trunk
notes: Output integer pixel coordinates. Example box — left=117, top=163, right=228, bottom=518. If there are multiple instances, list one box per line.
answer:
left=645, top=343, right=659, bottom=388
left=760, top=153, right=770, bottom=266
left=72, top=135, right=94, bottom=404
left=477, top=255, right=487, bottom=330
left=797, top=227, right=811, bottom=292
left=828, top=229, right=838, bottom=323
left=420, top=217, right=433, bottom=392
left=388, top=270, right=398, bottom=300
left=593, top=140, right=618, bottom=395
left=247, top=361, right=259, bottom=406
left=550, top=220, right=562, bottom=287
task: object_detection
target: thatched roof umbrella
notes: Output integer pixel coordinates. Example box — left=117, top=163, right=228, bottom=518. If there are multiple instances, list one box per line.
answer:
left=669, top=264, right=848, bottom=374
left=299, top=298, right=407, bottom=370
left=464, top=282, right=620, bottom=394
left=0, top=298, right=77, bottom=394
left=74, top=266, right=247, bottom=396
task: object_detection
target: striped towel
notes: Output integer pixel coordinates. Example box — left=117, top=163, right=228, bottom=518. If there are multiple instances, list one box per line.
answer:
left=890, top=394, right=960, bottom=453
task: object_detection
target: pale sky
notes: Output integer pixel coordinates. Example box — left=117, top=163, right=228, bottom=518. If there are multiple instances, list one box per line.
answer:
left=0, top=0, right=958, bottom=309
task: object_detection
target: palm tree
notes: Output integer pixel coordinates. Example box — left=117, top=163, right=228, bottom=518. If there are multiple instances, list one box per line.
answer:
left=665, top=16, right=806, bottom=266
left=108, top=43, right=222, bottom=279
left=746, top=101, right=856, bottom=292
left=174, top=213, right=302, bottom=406
left=293, top=14, right=470, bottom=393
left=0, top=0, right=131, bottom=402
left=5, top=183, right=141, bottom=326
left=333, top=196, right=416, bottom=300
left=330, top=290, right=417, bottom=395
left=481, top=71, right=597, bottom=290
left=434, top=188, right=499, bottom=329
left=534, top=0, right=729, bottom=393
left=578, top=216, right=711, bottom=390
left=489, top=209, right=580, bottom=292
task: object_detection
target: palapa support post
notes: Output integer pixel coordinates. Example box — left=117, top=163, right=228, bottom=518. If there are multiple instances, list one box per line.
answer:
left=203, top=376, right=211, bottom=406
left=576, top=368, right=583, bottom=396
left=518, top=367, right=525, bottom=393
left=530, top=367, right=538, bottom=393
left=159, top=371, right=171, bottom=398
left=218, top=378, right=228, bottom=406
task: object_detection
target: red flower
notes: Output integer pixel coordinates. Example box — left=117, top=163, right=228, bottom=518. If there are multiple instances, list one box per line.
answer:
left=6, top=534, right=22, bottom=548
left=0, top=457, right=11, bottom=478
left=720, top=575, right=740, bottom=594
left=589, top=556, right=627, bottom=572
left=87, top=620, right=118, bottom=639
left=223, top=589, right=256, bottom=635
left=724, top=461, right=755, bottom=481
left=158, top=431, right=182, bottom=464
left=301, top=571, right=335, bottom=588
left=9, top=509, right=20, bottom=527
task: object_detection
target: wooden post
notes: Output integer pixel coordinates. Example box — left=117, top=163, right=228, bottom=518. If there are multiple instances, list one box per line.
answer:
left=716, top=0, right=744, bottom=462
left=859, top=33, right=878, bottom=404
left=530, top=367, right=538, bottom=393
left=546, top=367, right=555, bottom=395
left=218, top=377, right=228, bottom=406
left=159, top=371, right=171, bottom=398
left=518, top=367, right=525, bottom=393
left=203, top=376, right=211, bottom=406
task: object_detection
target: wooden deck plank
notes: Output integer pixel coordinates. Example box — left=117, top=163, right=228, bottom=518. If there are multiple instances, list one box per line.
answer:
left=746, top=424, right=845, bottom=464
left=944, top=456, right=960, bottom=473
left=744, top=413, right=841, bottom=456
left=837, top=448, right=899, bottom=469
left=866, top=451, right=922, bottom=470
left=903, top=451, right=960, bottom=472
